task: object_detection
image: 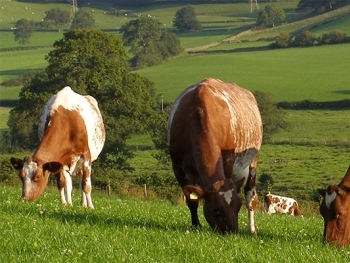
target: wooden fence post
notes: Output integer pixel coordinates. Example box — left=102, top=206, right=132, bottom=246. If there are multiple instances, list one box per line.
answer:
left=144, top=184, right=147, bottom=198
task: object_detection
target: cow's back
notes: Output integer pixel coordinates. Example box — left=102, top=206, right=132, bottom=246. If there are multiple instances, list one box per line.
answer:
left=168, top=78, right=262, bottom=172
left=168, top=79, right=262, bottom=148
left=38, top=86, right=105, bottom=161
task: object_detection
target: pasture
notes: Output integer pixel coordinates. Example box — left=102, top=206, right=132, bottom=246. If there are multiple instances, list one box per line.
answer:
left=1, top=185, right=349, bottom=262
left=1, top=1, right=350, bottom=259
left=136, top=44, right=350, bottom=102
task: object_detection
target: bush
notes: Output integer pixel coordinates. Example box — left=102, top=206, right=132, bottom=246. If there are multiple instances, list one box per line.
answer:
left=0, top=157, right=19, bottom=185
left=272, top=32, right=293, bottom=48
left=293, top=30, right=316, bottom=47
left=318, top=30, right=347, bottom=45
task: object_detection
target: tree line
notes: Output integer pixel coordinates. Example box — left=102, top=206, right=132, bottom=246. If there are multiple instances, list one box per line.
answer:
left=272, top=30, right=350, bottom=48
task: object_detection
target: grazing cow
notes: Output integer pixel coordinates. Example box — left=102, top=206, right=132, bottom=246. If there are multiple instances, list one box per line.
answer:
left=10, top=86, right=105, bottom=208
left=264, top=193, right=302, bottom=216
left=168, top=78, right=262, bottom=234
left=318, top=166, right=350, bottom=246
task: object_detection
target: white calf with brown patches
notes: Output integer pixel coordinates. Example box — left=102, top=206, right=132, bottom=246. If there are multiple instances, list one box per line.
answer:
left=264, top=193, right=302, bottom=216
left=10, top=86, right=105, bottom=208
left=168, top=78, right=262, bottom=234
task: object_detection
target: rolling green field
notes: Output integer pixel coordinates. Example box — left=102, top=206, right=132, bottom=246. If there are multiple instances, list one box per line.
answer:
left=0, top=48, right=49, bottom=83
left=136, top=44, right=350, bottom=102
left=1, top=185, right=349, bottom=262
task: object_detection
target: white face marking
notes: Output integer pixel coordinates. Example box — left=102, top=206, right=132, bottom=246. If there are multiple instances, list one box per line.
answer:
left=219, top=189, right=233, bottom=205
left=22, top=161, right=39, bottom=196
left=23, top=161, right=37, bottom=180
left=325, top=192, right=337, bottom=208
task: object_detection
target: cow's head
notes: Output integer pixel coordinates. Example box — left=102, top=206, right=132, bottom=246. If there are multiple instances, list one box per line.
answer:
left=10, top=156, right=63, bottom=201
left=318, top=184, right=350, bottom=246
left=183, top=178, right=244, bottom=234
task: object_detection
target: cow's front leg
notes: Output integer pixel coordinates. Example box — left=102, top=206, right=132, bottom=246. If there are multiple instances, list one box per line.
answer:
left=56, top=173, right=67, bottom=205
left=81, top=161, right=94, bottom=208
left=244, top=166, right=258, bottom=234
left=186, top=199, right=201, bottom=229
left=62, top=170, right=73, bottom=206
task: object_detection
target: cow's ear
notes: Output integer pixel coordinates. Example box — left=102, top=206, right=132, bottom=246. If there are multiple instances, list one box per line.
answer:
left=10, top=157, right=24, bottom=170
left=213, top=180, right=225, bottom=192
left=43, top=162, right=63, bottom=174
left=183, top=185, right=204, bottom=201
left=318, top=189, right=326, bottom=197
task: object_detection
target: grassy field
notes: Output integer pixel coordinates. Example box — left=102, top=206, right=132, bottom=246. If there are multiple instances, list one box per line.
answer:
left=0, top=48, right=49, bottom=83
left=136, top=44, right=350, bottom=102
left=1, top=185, right=349, bottom=262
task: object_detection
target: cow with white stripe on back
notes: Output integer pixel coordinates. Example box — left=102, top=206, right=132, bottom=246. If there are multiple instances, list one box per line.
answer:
left=10, top=86, right=105, bottom=208
left=168, top=78, right=263, bottom=234
left=264, top=193, right=302, bottom=216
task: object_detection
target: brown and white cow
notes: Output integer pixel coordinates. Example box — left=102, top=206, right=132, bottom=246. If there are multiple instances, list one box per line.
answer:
left=264, top=193, right=302, bottom=216
left=168, top=78, right=262, bottom=234
left=318, top=166, right=350, bottom=246
left=10, top=86, right=105, bottom=208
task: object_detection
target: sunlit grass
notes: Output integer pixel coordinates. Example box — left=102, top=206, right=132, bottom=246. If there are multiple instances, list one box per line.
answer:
left=1, top=185, right=349, bottom=262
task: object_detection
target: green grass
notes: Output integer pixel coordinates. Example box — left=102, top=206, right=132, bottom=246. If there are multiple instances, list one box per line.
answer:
left=259, top=144, right=350, bottom=190
left=0, top=48, right=49, bottom=83
left=271, top=110, right=350, bottom=144
left=0, top=86, right=21, bottom=100
left=136, top=44, right=350, bottom=102
left=0, top=0, right=71, bottom=29
left=0, top=31, right=64, bottom=49
left=1, top=185, right=349, bottom=262
left=310, top=14, right=350, bottom=36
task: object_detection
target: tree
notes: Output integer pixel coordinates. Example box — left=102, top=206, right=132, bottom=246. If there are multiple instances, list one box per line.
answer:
left=256, top=5, right=286, bottom=28
left=293, top=30, right=316, bottom=46
left=7, top=28, right=158, bottom=171
left=173, top=5, right=202, bottom=31
left=42, top=8, right=71, bottom=29
left=296, top=0, right=345, bottom=14
left=120, top=16, right=182, bottom=68
left=70, top=9, right=95, bottom=29
left=257, top=172, right=275, bottom=193
left=14, top=19, right=34, bottom=46
left=273, top=32, right=293, bottom=48
left=253, top=91, right=291, bottom=142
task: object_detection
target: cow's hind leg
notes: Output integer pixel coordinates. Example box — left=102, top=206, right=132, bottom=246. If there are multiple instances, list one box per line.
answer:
left=81, top=160, right=94, bottom=208
left=244, top=163, right=258, bottom=234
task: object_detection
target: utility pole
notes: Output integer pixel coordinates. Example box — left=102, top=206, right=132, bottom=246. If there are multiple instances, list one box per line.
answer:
left=72, top=0, right=78, bottom=15
left=249, top=0, right=259, bottom=14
